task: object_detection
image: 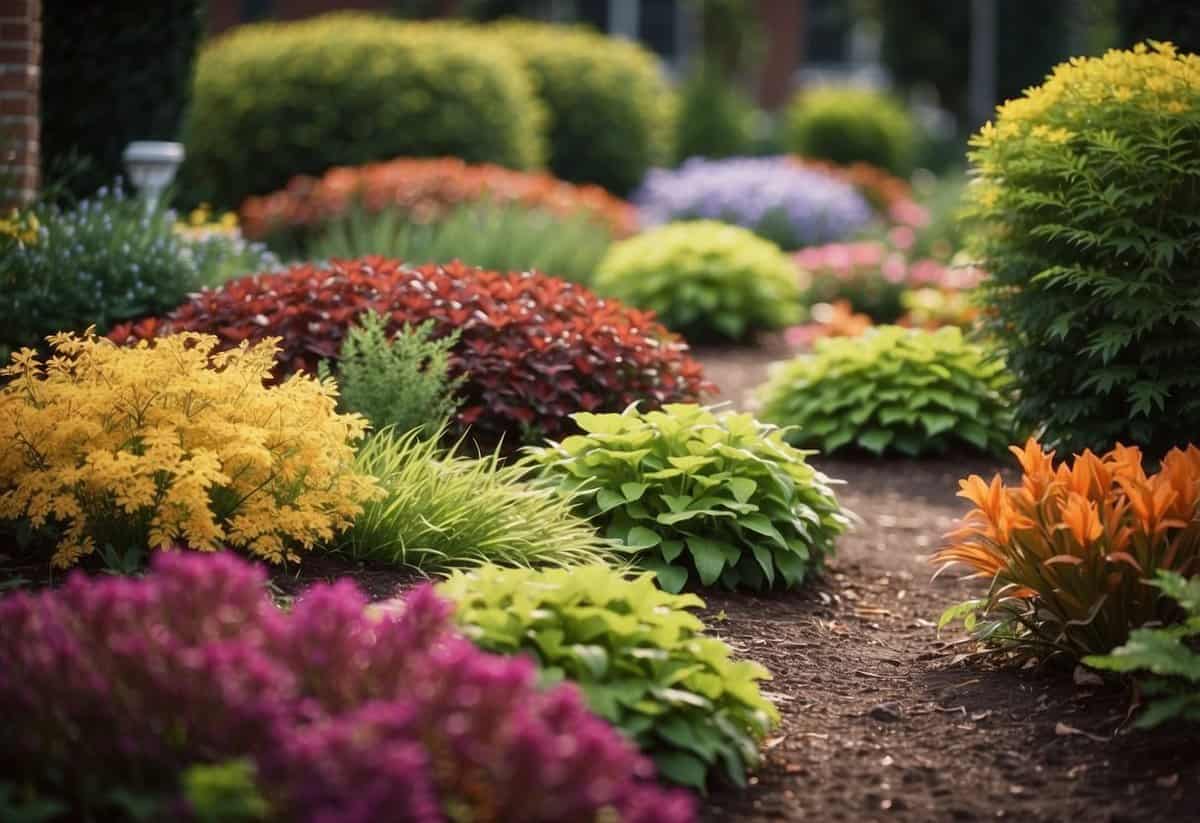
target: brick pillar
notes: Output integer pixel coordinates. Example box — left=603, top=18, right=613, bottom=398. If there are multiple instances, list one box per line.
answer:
left=756, top=0, right=803, bottom=111
left=0, top=0, right=39, bottom=207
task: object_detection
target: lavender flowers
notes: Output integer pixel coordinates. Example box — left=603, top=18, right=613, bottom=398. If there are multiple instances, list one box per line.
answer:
left=634, top=156, right=874, bottom=250
left=0, top=552, right=696, bottom=822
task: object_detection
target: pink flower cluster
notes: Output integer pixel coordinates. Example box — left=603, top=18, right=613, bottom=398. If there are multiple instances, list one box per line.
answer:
left=0, top=552, right=695, bottom=822
left=794, top=241, right=983, bottom=292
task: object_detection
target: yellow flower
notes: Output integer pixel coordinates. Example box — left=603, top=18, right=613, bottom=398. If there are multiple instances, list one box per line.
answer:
left=0, top=331, right=380, bottom=567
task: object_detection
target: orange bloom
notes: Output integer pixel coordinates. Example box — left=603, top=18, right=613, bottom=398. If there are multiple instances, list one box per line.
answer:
left=1060, top=492, right=1103, bottom=546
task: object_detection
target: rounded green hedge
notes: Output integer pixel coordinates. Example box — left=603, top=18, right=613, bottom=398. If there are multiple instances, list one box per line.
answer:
left=594, top=221, right=800, bottom=343
left=490, top=21, right=675, bottom=196
left=180, top=15, right=546, bottom=208
left=782, top=86, right=919, bottom=177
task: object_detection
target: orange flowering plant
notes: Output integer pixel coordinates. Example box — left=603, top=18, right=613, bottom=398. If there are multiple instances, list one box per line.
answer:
left=934, top=438, right=1200, bottom=657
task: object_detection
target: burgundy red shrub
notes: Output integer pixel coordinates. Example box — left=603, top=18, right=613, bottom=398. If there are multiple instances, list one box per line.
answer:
left=0, top=551, right=696, bottom=822
left=109, top=258, right=712, bottom=447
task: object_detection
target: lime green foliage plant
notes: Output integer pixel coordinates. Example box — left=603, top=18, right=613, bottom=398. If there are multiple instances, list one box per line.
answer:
left=964, top=42, right=1200, bottom=458
left=595, top=221, right=800, bottom=342
left=490, top=21, right=675, bottom=195
left=0, top=331, right=377, bottom=567
left=528, top=404, right=850, bottom=592
left=318, top=311, right=462, bottom=438
left=758, top=326, right=1015, bottom=456
left=344, top=427, right=612, bottom=571
left=182, top=14, right=545, bottom=207
left=783, top=86, right=919, bottom=176
left=439, top=563, right=778, bottom=790
left=1085, top=571, right=1200, bottom=728
left=310, top=202, right=614, bottom=285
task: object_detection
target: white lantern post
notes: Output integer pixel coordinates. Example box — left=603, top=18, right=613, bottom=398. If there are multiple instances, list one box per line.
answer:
left=122, top=141, right=185, bottom=212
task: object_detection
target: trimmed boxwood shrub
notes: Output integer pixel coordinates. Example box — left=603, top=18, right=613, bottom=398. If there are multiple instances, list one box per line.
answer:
left=0, top=551, right=696, bottom=822
left=964, top=42, right=1200, bottom=457
left=758, top=326, right=1015, bottom=456
left=180, top=15, right=545, bottom=208
left=595, top=221, right=800, bottom=342
left=490, top=21, right=676, bottom=196
left=528, top=404, right=850, bottom=592
left=440, top=564, right=779, bottom=791
left=783, top=87, right=920, bottom=177
left=109, top=258, right=713, bottom=449
left=41, top=0, right=202, bottom=197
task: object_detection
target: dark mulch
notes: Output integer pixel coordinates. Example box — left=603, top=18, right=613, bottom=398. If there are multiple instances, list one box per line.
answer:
left=1, top=340, right=1197, bottom=822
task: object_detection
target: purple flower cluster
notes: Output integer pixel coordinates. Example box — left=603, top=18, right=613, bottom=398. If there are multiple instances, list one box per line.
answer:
left=634, top=156, right=874, bottom=250
left=0, top=552, right=695, bottom=823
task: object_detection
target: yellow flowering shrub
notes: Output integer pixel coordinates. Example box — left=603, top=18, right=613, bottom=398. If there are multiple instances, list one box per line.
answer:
left=0, top=331, right=378, bottom=567
left=0, top=208, right=39, bottom=247
left=965, top=41, right=1200, bottom=457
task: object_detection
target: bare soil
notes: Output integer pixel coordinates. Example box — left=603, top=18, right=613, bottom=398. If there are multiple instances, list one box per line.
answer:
left=695, top=341, right=1200, bottom=822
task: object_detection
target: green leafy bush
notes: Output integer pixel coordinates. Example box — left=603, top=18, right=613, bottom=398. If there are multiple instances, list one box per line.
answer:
left=344, top=427, right=613, bottom=570
left=181, top=14, right=545, bottom=208
left=674, top=69, right=757, bottom=161
left=318, top=311, right=463, bottom=437
left=490, top=21, right=675, bottom=195
left=528, top=404, right=850, bottom=592
left=1085, top=571, right=1200, bottom=728
left=0, top=186, right=275, bottom=360
left=594, top=221, right=800, bottom=342
left=783, top=86, right=919, bottom=177
left=964, top=42, right=1200, bottom=458
left=310, top=202, right=614, bottom=285
left=41, top=0, right=201, bottom=197
left=439, top=563, right=778, bottom=791
left=758, top=326, right=1015, bottom=456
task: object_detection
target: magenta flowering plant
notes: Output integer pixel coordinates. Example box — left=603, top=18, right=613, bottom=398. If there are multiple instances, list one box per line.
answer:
left=795, top=241, right=984, bottom=324
left=0, top=552, right=696, bottom=823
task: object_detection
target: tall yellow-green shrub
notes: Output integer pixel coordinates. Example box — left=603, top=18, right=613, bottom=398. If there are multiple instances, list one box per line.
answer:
left=0, top=331, right=378, bottom=567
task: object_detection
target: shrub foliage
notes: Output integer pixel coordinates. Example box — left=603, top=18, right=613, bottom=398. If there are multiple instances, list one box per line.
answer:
left=783, top=87, right=919, bottom=176
left=0, top=332, right=377, bottom=567
left=595, top=221, right=800, bottom=343
left=319, top=311, right=462, bottom=438
left=964, top=42, right=1200, bottom=457
left=758, top=326, right=1015, bottom=456
left=440, top=564, right=779, bottom=791
left=0, top=552, right=696, bottom=822
left=936, top=439, right=1200, bottom=658
left=181, top=15, right=545, bottom=207
left=345, top=427, right=614, bottom=570
left=239, top=156, right=637, bottom=242
left=110, top=258, right=712, bottom=449
left=490, top=21, right=675, bottom=195
left=529, top=404, right=850, bottom=592
left=1085, top=571, right=1200, bottom=728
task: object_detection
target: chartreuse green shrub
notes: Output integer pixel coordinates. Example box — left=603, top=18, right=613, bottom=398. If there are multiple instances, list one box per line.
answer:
left=344, top=427, right=613, bottom=571
left=490, top=21, right=675, bottom=195
left=594, top=221, right=800, bottom=342
left=318, top=311, right=463, bottom=438
left=758, top=326, right=1015, bottom=456
left=528, top=404, right=850, bottom=592
left=964, top=42, right=1200, bottom=458
left=783, top=86, right=920, bottom=176
left=1086, top=572, right=1200, bottom=728
left=181, top=14, right=545, bottom=207
left=439, top=564, right=778, bottom=791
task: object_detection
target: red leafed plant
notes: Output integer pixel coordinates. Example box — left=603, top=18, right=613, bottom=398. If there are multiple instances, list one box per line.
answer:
left=110, top=257, right=712, bottom=448
left=239, top=157, right=639, bottom=241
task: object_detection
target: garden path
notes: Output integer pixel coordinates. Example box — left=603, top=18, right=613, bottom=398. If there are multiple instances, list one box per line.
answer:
left=696, top=346, right=1199, bottom=822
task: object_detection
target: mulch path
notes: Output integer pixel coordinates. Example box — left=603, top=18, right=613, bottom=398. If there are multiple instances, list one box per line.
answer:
left=694, top=341, right=1200, bottom=822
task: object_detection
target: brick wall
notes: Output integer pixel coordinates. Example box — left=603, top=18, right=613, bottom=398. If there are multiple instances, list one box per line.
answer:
left=0, top=0, right=39, bottom=206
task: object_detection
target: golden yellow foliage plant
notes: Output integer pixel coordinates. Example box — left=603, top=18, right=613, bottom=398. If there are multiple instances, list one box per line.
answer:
left=0, top=330, right=379, bottom=567
left=934, top=438, right=1200, bottom=657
